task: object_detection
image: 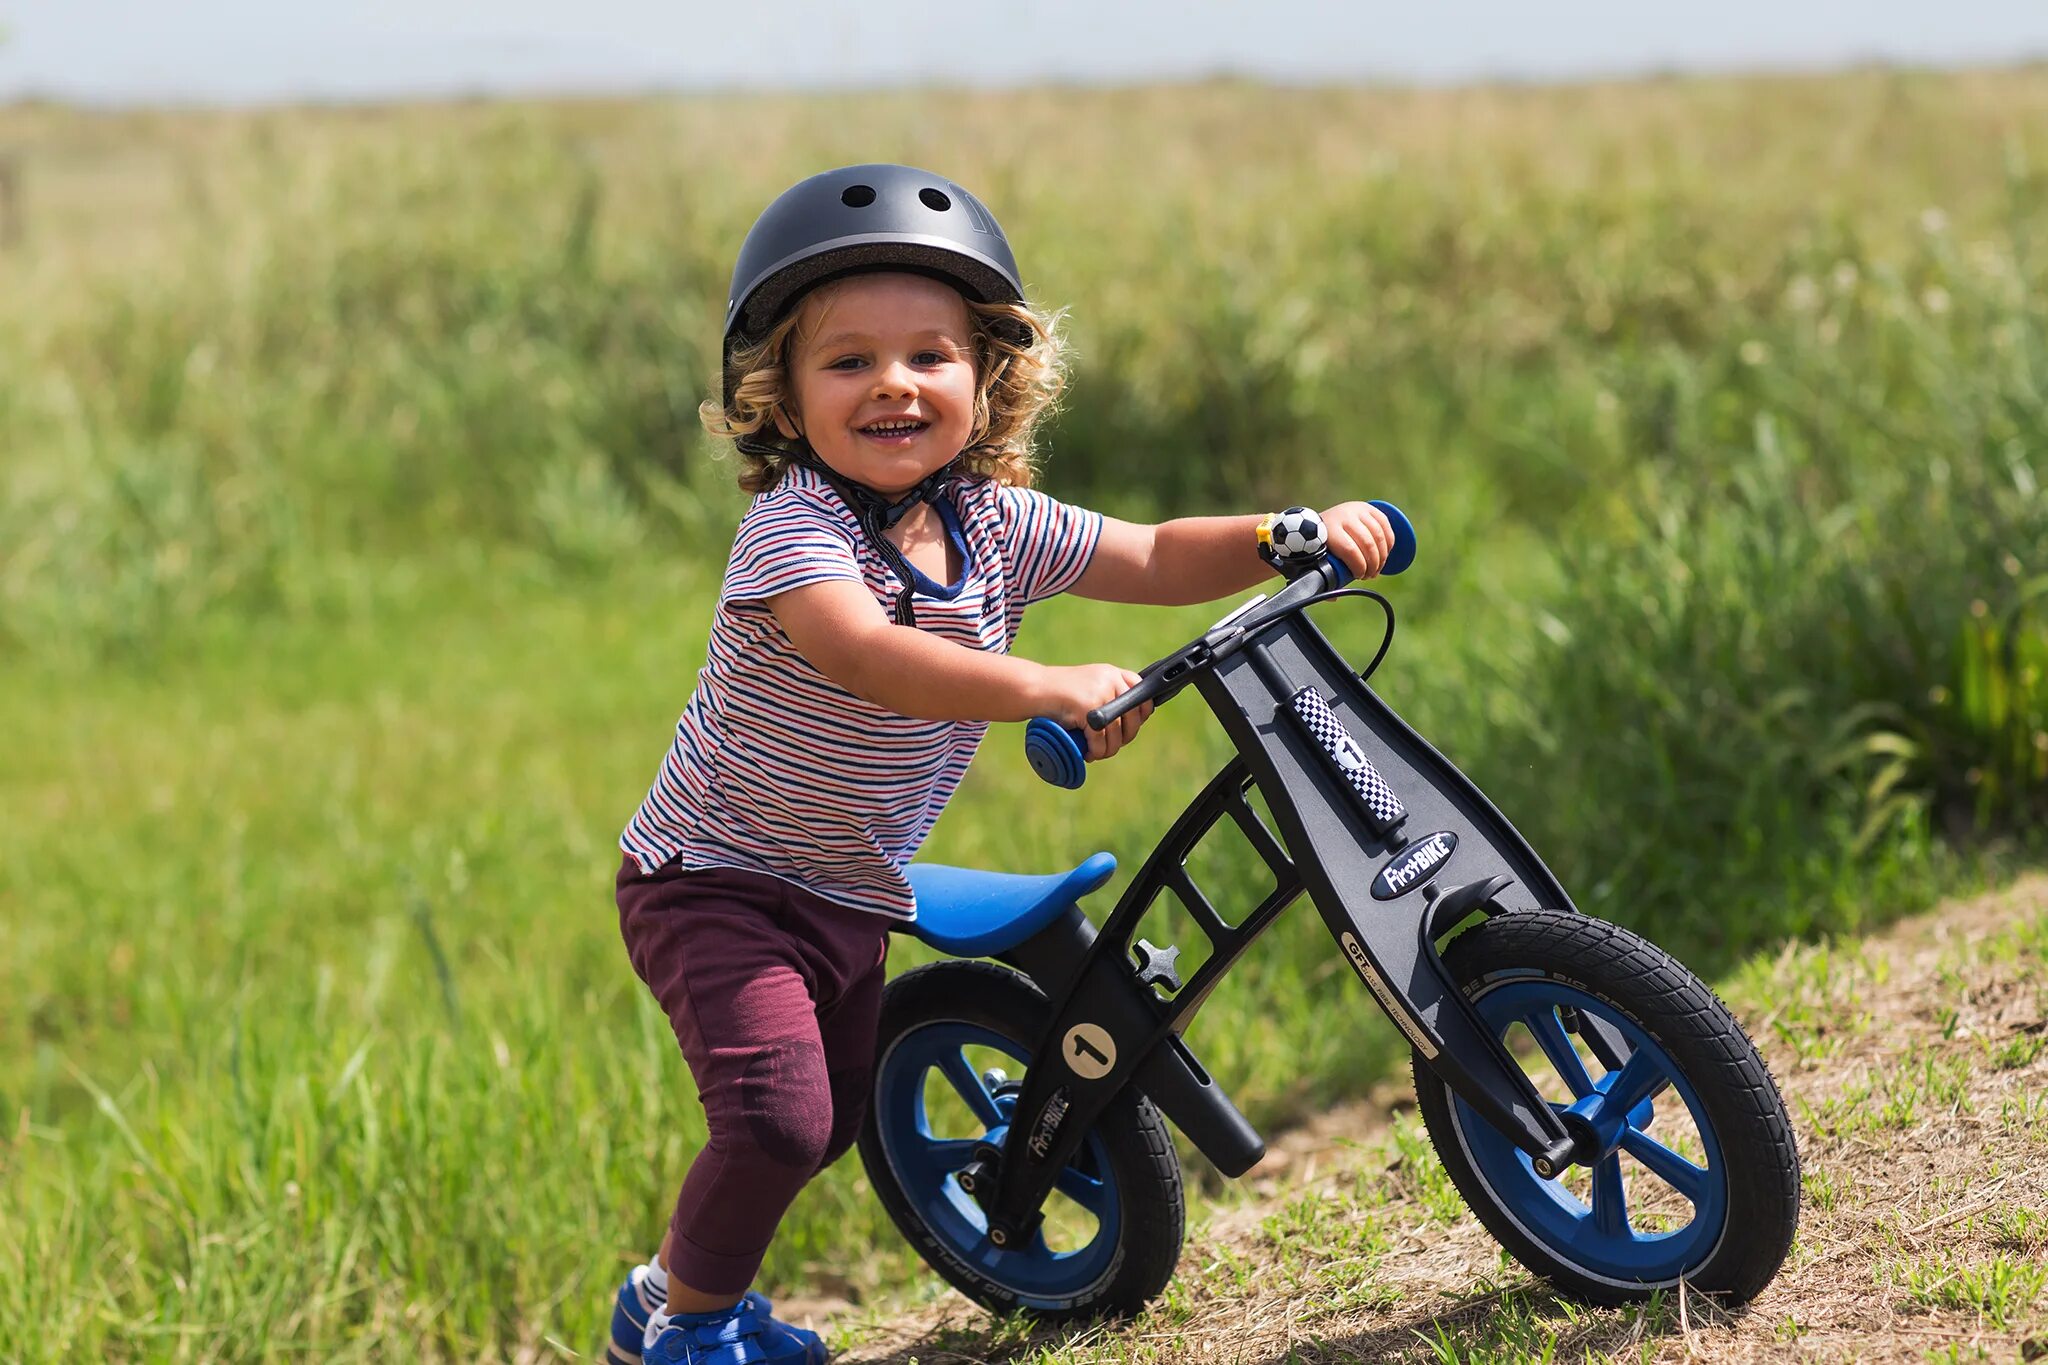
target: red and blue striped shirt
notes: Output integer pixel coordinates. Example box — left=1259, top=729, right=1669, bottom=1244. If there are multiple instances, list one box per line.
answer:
left=621, top=462, right=1104, bottom=921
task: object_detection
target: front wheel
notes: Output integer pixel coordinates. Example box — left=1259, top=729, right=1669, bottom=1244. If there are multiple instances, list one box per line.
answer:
left=1413, top=910, right=1799, bottom=1306
left=857, top=961, right=1185, bottom=1321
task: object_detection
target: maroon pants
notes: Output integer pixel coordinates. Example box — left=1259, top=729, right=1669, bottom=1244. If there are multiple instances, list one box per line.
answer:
left=617, top=857, right=891, bottom=1296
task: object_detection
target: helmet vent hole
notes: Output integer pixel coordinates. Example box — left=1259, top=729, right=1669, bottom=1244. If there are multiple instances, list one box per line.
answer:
left=919, top=187, right=952, bottom=212
left=841, top=184, right=876, bottom=208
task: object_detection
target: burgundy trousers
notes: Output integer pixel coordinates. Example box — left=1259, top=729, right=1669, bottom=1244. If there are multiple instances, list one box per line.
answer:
left=616, top=856, right=891, bottom=1296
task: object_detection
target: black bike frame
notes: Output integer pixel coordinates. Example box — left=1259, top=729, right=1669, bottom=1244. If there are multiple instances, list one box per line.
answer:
left=975, top=595, right=1614, bottom=1247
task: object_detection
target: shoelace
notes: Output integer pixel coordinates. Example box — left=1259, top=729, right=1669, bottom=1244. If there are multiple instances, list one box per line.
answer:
left=652, top=1300, right=768, bottom=1362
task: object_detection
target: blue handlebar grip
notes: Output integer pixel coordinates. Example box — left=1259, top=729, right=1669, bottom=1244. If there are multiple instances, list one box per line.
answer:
left=1371, top=499, right=1417, bottom=575
left=1024, top=717, right=1089, bottom=789
left=1328, top=500, right=1417, bottom=585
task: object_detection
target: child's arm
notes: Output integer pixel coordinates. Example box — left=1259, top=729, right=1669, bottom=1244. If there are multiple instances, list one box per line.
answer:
left=769, top=580, right=1153, bottom=757
left=1071, top=503, right=1397, bottom=606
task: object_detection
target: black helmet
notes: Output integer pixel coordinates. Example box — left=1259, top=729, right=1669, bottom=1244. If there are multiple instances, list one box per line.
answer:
left=722, top=163, right=1025, bottom=358
left=720, top=165, right=1029, bottom=630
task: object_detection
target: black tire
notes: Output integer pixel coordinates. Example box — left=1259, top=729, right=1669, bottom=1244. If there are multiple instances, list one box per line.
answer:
left=1413, top=910, right=1799, bottom=1306
left=857, top=961, right=1184, bottom=1321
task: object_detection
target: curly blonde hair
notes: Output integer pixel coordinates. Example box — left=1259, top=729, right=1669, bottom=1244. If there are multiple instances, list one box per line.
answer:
left=700, top=279, right=1069, bottom=495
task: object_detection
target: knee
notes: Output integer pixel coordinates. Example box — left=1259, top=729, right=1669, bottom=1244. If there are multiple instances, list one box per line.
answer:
left=751, top=1098, right=833, bottom=1174
left=726, top=1044, right=835, bottom=1174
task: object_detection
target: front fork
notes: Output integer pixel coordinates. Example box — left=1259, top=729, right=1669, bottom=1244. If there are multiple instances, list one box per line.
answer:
left=973, top=612, right=1620, bottom=1243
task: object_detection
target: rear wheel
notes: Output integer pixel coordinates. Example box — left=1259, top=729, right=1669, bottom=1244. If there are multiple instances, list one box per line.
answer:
left=1413, top=910, right=1799, bottom=1305
left=858, top=961, right=1184, bottom=1321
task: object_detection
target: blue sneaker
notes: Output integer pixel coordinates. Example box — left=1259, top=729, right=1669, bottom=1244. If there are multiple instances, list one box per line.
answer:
left=610, top=1269, right=826, bottom=1365
left=643, top=1295, right=828, bottom=1365
left=642, top=1299, right=763, bottom=1365
left=736, top=1292, right=827, bottom=1365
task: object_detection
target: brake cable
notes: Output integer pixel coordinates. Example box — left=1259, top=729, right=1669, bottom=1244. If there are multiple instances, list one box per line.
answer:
left=1290, top=586, right=1398, bottom=683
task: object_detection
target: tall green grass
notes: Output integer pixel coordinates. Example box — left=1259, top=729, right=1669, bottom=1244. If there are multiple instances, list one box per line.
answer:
left=1436, top=181, right=2048, bottom=951
left=7, top=72, right=2048, bottom=651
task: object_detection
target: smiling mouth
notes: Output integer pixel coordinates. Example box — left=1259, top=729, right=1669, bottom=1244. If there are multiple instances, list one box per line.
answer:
left=859, top=418, right=930, bottom=437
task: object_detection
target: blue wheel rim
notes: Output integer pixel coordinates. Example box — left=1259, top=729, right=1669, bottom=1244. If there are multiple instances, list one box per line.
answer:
left=1448, top=978, right=1730, bottom=1287
left=874, top=1021, right=1123, bottom=1307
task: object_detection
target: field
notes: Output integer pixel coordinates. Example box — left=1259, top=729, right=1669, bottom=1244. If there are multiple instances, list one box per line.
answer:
left=3, top=69, right=2048, bottom=1360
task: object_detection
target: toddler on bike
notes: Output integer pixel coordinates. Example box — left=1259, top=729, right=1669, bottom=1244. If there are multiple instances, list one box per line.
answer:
left=606, top=163, right=1394, bottom=1365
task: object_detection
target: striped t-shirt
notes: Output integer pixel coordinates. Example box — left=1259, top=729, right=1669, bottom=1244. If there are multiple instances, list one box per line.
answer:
left=620, top=461, right=1104, bottom=921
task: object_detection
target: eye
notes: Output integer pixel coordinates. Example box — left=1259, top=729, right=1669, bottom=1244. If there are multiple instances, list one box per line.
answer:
left=827, top=355, right=866, bottom=370
left=913, top=350, right=950, bottom=366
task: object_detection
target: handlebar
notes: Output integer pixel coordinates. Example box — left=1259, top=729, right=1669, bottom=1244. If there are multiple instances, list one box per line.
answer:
left=1023, top=500, right=1416, bottom=789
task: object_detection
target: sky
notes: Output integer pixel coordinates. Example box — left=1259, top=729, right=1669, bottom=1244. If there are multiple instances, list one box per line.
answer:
left=1, top=1, right=2046, bottom=106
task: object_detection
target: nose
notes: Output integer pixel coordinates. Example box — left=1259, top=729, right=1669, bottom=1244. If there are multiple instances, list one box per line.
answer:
left=871, top=359, right=918, bottom=400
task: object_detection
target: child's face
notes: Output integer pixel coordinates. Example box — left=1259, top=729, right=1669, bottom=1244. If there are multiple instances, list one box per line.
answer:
left=778, top=272, right=979, bottom=497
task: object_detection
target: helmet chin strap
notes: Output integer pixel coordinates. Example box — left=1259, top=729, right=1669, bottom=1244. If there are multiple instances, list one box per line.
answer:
left=739, top=433, right=959, bottom=627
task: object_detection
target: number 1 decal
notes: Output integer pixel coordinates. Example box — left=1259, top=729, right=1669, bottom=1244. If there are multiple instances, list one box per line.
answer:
left=1062, top=1023, right=1117, bottom=1079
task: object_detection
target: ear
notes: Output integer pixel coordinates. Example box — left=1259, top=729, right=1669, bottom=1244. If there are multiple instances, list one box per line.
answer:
left=772, top=404, right=802, bottom=441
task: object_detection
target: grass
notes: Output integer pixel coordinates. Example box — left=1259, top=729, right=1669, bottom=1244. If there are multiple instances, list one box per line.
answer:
left=0, top=550, right=1464, bottom=1359
left=1887, top=1253, right=2048, bottom=1332
left=6, top=69, right=2048, bottom=1361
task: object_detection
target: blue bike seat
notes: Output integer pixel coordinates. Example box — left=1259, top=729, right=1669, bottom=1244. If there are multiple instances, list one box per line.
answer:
left=904, top=852, right=1118, bottom=957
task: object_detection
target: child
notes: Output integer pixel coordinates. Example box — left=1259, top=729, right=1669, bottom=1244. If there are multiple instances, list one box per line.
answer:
left=608, top=164, right=1395, bottom=1365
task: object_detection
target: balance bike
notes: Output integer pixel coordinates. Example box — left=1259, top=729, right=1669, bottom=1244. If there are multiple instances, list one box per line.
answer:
left=856, top=503, right=1800, bottom=1319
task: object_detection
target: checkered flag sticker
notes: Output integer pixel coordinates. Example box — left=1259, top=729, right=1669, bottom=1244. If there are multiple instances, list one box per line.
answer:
left=1289, top=687, right=1406, bottom=835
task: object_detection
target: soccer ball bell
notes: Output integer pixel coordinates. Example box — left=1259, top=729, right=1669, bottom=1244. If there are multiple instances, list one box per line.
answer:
left=1270, top=506, right=1328, bottom=560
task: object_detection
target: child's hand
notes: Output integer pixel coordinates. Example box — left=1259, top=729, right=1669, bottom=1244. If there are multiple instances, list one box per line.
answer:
left=1319, top=501, right=1399, bottom=580
left=1040, top=663, right=1154, bottom=761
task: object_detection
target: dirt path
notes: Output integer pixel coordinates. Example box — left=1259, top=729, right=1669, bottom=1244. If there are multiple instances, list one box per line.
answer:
left=827, top=876, right=2048, bottom=1364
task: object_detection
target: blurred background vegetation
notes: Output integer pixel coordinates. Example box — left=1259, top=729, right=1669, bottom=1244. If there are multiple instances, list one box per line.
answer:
left=4, top=69, right=2048, bottom=1360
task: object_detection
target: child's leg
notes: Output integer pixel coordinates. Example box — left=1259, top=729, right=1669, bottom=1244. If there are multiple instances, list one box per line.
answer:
left=609, top=936, right=884, bottom=1365
left=635, top=935, right=879, bottom=1319
left=617, top=861, right=889, bottom=1304
left=659, top=923, right=837, bottom=1298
